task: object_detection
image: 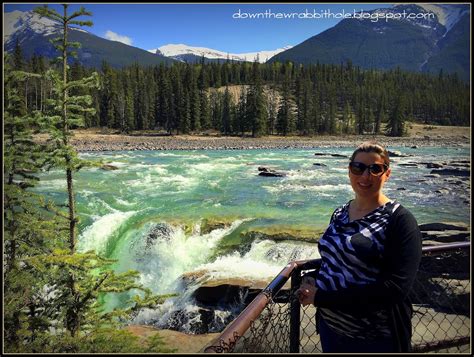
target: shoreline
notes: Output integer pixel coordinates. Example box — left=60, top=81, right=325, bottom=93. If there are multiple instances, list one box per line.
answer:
left=63, top=131, right=470, bottom=152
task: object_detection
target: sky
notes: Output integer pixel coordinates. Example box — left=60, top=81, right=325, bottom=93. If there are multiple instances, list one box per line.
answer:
left=3, top=3, right=394, bottom=53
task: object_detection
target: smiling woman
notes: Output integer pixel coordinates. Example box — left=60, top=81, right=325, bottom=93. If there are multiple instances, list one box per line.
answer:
left=296, top=141, right=423, bottom=353
left=347, top=142, right=391, bottom=218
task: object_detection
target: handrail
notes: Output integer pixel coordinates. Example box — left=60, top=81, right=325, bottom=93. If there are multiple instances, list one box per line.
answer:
left=203, top=261, right=301, bottom=352
left=203, top=241, right=470, bottom=353
left=421, top=241, right=470, bottom=254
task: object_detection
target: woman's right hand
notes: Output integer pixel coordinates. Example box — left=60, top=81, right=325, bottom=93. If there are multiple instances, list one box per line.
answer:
left=295, top=276, right=317, bottom=306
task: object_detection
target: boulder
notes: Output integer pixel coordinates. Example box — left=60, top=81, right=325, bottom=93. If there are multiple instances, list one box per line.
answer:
left=258, top=171, right=285, bottom=177
left=101, top=164, right=119, bottom=170
left=192, top=278, right=272, bottom=306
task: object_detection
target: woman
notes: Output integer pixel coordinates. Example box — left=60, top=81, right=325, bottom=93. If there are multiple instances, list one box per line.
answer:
left=296, top=142, right=422, bottom=353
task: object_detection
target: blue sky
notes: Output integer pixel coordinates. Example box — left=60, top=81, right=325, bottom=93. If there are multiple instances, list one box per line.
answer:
left=4, top=3, right=393, bottom=52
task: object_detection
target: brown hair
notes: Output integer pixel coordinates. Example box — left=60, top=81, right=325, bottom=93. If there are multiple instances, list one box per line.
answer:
left=350, top=142, right=390, bottom=166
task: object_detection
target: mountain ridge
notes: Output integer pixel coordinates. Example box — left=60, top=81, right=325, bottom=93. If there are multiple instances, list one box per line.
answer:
left=4, top=10, right=174, bottom=68
left=149, top=43, right=293, bottom=63
left=269, top=4, right=470, bottom=81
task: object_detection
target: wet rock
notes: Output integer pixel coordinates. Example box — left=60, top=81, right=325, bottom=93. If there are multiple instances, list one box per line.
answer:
left=258, top=168, right=286, bottom=177
left=314, top=153, right=349, bottom=158
left=165, top=307, right=231, bottom=334
left=397, top=187, right=407, bottom=190
left=449, top=160, right=470, bottom=164
left=430, top=168, right=470, bottom=177
left=449, top=163, right=471, bottom=168
left=426, top=163, right=444, bottom=169
left=419, top=222, right=469, bottom=231
left=313, top=163, right=328, bottom=167
left=146, top=223, right=173, bottom=247
left=101, top=164, right=119, bottom=170
left=200, top=219, right=230, bottom=234
left=192, top=281, right=263, bottom=307
left=388, top=150, right=410, bottom=157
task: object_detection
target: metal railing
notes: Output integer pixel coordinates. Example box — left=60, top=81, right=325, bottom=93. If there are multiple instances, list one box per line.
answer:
left=203, top=241, right=470, bottom=353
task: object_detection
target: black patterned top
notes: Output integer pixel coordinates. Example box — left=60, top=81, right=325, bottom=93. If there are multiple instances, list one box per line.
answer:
left=315, top=200, right=401, bottom=339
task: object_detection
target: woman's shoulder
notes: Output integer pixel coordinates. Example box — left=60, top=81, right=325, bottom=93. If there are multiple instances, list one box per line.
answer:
left=389, top=202, right=416, bottom=220
left=386, top=202, right=420, bottom=233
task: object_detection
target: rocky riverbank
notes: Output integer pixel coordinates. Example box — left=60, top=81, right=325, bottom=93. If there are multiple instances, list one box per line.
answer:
left=71, top=133, right=469, bottom=151
left=32, top=125, right=470, bottom=152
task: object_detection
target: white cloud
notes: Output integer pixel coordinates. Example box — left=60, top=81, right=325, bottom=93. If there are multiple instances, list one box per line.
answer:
left=104, top=30, right=132, bottom=45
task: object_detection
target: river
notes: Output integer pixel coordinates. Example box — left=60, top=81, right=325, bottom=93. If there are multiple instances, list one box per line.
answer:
left=33, top=146, right=470, bottom=332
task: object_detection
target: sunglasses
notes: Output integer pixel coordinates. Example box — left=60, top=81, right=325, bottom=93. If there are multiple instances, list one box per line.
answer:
left=349, top=161, right=388, bottom=176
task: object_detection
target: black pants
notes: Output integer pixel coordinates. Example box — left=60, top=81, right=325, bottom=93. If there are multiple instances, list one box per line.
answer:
left=318, top=315, right=396, bottom=353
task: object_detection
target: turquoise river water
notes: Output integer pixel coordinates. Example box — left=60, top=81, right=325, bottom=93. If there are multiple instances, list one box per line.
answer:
left=33, top=146, right=470, bottom=332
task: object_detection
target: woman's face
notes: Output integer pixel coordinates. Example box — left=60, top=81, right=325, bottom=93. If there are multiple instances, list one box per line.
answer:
left=349, top=152, right=391, bottom=198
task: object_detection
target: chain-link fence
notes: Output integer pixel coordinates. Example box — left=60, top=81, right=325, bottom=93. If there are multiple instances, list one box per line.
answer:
left=204, top=242, right=470, bottom=353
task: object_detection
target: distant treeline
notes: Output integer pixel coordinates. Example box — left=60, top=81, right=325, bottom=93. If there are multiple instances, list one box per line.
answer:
left=10, top=44, right=470, bottom=137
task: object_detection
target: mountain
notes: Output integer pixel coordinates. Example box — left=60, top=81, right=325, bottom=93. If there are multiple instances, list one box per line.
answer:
left=149, top=43, right=293, bottom=64
left=268, top=4, right=470, bottom=81
left=3, top=10, right=174, bottom=68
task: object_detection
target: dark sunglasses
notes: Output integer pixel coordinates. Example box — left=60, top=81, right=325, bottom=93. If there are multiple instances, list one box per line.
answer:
left=349, top=161, right=388, bottom=176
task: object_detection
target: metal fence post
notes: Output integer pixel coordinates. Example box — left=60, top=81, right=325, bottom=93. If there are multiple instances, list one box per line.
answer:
left=289, top=268, right=302, bottom=353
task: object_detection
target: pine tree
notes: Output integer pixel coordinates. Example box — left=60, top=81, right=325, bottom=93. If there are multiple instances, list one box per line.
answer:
left=375, top=92, right=387, bottom=134
left=246, top=61, right=267, bottom=137
left=276, top=76, right=295, bottom=136
left=266, top=84, right=278, bottom=135
left=342, top=100, right=354, bottom=134
left=221, top=86, right=232, bottom=135
left=122, top=72, right=135, bottom=133
left=234, top=86, right=248, bottom=136
left=386, top=94, right=407, bottom=137
left=188, top=66, right=201, bottom=132
left=4, top=55, right=50, bottom=352
left=199, top=89, right=211, bottom=130
left=328, top=95, right=337, bottom=134
left=30, top=7, right=174, bottom=352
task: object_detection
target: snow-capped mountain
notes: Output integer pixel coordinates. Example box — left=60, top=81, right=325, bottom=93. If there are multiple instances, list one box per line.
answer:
left=149, top=44, right=293, bottom=63
left=3, top=10, right=173, bottom=68
left=270, top=4, right=470, bottom=81
left=4, top=9, right=65, bottom=45
left=404, top=4, right=470, bottom=33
